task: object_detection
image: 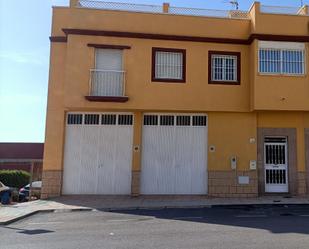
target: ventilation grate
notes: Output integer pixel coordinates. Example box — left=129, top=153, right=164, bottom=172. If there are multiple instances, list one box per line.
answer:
left=84, top=114, right=100, bottom=125
left=118, top=115, right=133, bottom=125
left=160, top=115, right=174, bottom=126
left=67, top=114, right=83, bottom=125
left=101, top=114, right=116, bottom=125
left=176, top=116, right=191, bottom=126
left=192, top=116, right=207, bottom=126
left=144, top=115, right=158, bottom=126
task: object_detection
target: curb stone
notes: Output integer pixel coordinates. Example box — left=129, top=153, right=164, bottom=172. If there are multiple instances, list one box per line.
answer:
left=0, top=208, right=94, bottom=226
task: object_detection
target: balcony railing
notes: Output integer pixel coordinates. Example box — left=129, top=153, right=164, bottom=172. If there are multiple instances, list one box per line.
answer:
left=260, top=5, right=308, bottom=15
left=89, top=69, right=126, bottom=97
left=78, top=0, right=249, bottom=19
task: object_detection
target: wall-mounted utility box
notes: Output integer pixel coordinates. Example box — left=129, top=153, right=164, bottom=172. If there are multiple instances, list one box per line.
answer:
left=250, top=160, right=257, bottom=170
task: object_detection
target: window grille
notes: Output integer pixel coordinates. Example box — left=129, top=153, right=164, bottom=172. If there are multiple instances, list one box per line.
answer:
left=176, top=116, right=191, bottom=126
left=211, top=55, right=237, bottom=82
left=155, top=51, right=183, bottom=80
left=84, top=114, right=100, bottom=125
left=67, top=114, right=83, bottom=125
left=192, top=116, right=207, bottom=126
left=160, top=115, right=175, bottom=126
left=118, top=115, right=133, bottom=125
left=144, top=115, right=158, bottom=126
left=259, top=49, right=305, bottom=74
left=101, top=114, right=116, bottom=125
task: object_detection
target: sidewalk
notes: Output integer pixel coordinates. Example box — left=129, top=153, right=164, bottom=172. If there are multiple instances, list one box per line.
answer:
left=1, top=195, right=309, bottom=225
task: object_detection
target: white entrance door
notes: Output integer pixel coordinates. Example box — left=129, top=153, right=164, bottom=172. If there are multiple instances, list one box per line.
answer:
left=62, top=113, right=133, bottom=195
left=141, top=114, right=208, bottom=195
left=264, top=137, right=288, bottom=193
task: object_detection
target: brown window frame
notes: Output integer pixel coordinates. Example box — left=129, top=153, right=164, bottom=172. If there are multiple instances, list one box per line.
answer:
left=208, top=51, right=241, bottom=85
left=152, top=47, right=186, bottom=83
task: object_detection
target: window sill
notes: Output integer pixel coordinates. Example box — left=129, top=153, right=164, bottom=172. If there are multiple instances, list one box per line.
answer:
left=208, top=80, right=240, bottom=85
left=85, top=96, right=129, bottom=102
left=152, top=78, right=186, bottom=83
left=257, top=73, right=306, bottom=78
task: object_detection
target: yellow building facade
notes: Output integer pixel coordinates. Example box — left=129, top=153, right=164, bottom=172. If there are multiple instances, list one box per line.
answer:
left=42, top=0, right=309, bottom=198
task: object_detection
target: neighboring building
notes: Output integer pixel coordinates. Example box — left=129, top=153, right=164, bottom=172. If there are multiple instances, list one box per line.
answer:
left=0, top=143, right=44, bottom=181
left=42, top=0, right=309, bottom=198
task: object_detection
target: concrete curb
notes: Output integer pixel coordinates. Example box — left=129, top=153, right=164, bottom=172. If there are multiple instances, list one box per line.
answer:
left=2, top=202, right=309, bottom=225
left=0, top=208, right=94, bottom=226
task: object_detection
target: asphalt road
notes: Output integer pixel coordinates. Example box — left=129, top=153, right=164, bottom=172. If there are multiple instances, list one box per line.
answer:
left=1, top=205, right=309, bottom=249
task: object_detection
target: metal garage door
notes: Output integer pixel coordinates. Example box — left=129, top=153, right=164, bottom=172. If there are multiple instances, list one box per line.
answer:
left=62, top=113, right=133, bottom=195
left=141, top=114, right=208, bottom=195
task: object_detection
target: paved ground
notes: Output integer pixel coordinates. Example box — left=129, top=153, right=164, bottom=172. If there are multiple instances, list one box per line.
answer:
left=1, top=205, right=309, bottom=249
left=1, top=195, right=309, bottom=225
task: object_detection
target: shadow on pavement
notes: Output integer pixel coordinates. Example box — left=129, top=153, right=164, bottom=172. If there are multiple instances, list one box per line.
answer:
left=108, top=205, right=309, bottom=235
left=4, top=226, right=54, bottom=235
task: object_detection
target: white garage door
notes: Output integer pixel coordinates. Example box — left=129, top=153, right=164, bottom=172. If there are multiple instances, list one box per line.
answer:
left=62, top=113, right=133, bottom=195
left=141, top=114, right=208, bottom=195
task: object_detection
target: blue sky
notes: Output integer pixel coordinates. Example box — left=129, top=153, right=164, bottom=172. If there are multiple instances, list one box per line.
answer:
left=0, top=0, right=307, bottom=142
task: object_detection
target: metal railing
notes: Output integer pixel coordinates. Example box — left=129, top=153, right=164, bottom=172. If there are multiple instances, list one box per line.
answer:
left=89, top=69, right=126, bottom=97
left=260, top=5, right=305, bottom=15
left=169, top=6, right=248, bottom=19
left=79, top=0, right=162, bottom=13
left=78, top=0, right=249, bottom=19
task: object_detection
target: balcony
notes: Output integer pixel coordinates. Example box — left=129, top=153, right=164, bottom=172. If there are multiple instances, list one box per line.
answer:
left=85, top=69, right=129, bottom=102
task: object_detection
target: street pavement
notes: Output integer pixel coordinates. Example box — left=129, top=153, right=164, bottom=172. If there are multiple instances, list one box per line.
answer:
left=1, top=205, right=309, bottom=249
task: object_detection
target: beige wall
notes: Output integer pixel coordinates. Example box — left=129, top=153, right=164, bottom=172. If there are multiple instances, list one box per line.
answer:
left=63, top=35, right=251, bottom=112
left=208, top=112, right=257, bottom=171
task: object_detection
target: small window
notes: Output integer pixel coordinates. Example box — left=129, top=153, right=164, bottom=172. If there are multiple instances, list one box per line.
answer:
left=152, top=48, right=186, bottom=83
left=160, top=115, right=174, bottom=126
left=118, top=115, right=133, bottom=125
left=209, top=51, right=240, bottom=85
left=101, top=114, right=116, bottom=125
left=192, top=116, right=207, bottom=126
left=176, top=116, right=191, bottom=126
left=144, top=115, right=158, bottom=126
left=67, top=114, right=83, bottom=125
left=84, top=114, right=100, bottom=125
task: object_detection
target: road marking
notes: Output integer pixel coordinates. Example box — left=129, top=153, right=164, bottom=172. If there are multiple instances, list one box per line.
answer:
left=28, top=221, right=63, bottom=225
left=235, top=215, right=267, bottom=218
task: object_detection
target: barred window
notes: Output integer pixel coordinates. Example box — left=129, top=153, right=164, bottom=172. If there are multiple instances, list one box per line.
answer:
left=212, top=55, right=237, bottom=81
left=259, top=49, right=305, bottom=75
left=152, top=48, right=185, bottom=82
left=209, top=51, right=240, bottom=84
